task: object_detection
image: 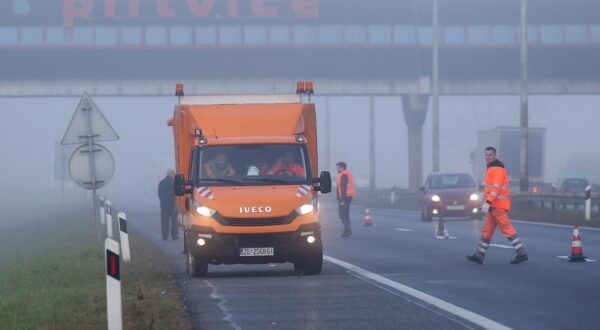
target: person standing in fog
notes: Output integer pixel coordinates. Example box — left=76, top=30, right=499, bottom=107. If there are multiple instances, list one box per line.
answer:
left=158, top=169, right=179, bottom=241
left=336, top=161, right=356, bottom=238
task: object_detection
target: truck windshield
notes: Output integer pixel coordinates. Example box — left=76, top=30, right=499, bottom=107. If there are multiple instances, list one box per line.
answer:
left=197, top=144, right=310, bottom=186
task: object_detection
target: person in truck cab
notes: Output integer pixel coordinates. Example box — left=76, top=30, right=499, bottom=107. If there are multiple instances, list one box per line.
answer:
left=203, top=152, right=236, bottom=178
left=267, top=151, right=305, bottom=177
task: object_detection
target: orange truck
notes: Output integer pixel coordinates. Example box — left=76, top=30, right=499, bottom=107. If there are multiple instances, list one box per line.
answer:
left=167, top=82, right=332, bottom=277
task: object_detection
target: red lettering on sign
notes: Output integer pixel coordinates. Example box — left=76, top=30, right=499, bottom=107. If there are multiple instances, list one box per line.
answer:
left=292, top=0, right=319, bottom=17
left=64, top=0, right=94, bottom=29
left=158, top=0, right=176, bottom=17
left=129, top=0, right=140, bottom=17
left=228, top=0, right=239, bottom=17
left=186, top=0, right=215, bottom=17
left=105, top=0, right=116, bottom=17
left=251, top=0, right=277, bottom=17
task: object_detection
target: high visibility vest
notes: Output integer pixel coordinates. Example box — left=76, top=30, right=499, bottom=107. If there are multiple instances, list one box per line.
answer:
left=484, top=166, right=511, bottom=211
left=337, top=170, right=356, bottom=199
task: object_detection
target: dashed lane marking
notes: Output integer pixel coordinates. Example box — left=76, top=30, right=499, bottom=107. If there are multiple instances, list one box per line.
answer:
left=394, top=228, right=414, bottom=232
left=489, top=244, right=513, bottom=249
left=324, top=255, right=512, bottom=330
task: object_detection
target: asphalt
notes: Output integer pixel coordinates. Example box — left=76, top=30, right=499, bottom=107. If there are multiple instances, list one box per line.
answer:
left=118, top=196, right=600, bottom=330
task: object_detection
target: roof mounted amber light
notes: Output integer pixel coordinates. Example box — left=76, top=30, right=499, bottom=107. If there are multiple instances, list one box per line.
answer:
left=296, top=81, right=306, bottom=94
left=305, top=81, right=314, bottom=95
left=175, top=83, right=184, bottom=97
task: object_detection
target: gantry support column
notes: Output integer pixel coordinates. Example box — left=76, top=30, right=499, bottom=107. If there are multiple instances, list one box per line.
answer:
left=402, top=94, right=429, bottom=191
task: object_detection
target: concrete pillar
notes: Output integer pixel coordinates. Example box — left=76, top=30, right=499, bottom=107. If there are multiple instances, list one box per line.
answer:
left=402, top=94, right=429, bottom=191
left=369, top=96, right=376, bottom=189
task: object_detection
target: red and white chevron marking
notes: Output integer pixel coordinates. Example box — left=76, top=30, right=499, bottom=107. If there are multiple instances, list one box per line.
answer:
left=296, top=185, right=312, bottom=198
left=197, top=187, right=215, bottom=200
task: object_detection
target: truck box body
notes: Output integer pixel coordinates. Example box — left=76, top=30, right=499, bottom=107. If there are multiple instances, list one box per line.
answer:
left=473, top=127, right=546, bottom=185
left=168, top=91, right=327, bottom=276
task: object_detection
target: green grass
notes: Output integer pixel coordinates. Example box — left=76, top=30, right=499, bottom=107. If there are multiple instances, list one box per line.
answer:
left=0, top=200, right=190, bottom=329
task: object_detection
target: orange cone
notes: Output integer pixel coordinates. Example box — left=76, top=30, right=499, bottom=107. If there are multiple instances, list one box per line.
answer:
left=363, top=208, right=373, bottom=226
left=568, top=225, right=586, bottom=262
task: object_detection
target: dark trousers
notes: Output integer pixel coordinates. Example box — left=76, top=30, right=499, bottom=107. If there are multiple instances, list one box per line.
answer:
left=161, top=207, right=179, bottom=240
left=338, top=198, right=352, bottom=233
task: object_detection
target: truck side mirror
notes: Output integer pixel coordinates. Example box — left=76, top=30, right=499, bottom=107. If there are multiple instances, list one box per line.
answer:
left=174, top=174, right=187, bottom=196
left=316, top=171, right=332, bottom=194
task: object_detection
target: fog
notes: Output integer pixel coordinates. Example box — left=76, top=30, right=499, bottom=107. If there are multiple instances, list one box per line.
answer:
left=1, top=93, right=599, bottom=205
left=1, top=0, right=600, bottom=209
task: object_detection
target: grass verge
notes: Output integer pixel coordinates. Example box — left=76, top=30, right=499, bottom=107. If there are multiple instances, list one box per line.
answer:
left=0, top=202, right=191, bottom=329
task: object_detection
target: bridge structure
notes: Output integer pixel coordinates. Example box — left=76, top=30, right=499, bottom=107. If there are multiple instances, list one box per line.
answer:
left=2, top=0, right=600, bottom=189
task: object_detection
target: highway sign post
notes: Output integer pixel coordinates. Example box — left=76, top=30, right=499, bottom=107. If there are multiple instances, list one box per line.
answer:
left=61, top=93, right=119, bottom=243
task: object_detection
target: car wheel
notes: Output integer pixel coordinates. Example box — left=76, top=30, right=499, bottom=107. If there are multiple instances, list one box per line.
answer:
left=186, top=248, right=208, bottom=278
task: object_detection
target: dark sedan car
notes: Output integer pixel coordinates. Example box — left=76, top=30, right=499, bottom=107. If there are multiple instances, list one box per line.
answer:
left=419, top=173, right=483, bottom=221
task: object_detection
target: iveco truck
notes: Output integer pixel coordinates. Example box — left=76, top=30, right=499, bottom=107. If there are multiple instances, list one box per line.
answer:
left=167, top=82, right=331, bottom=277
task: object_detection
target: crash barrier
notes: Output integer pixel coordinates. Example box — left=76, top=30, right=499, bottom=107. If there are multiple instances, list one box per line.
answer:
left=354, top=188, right=600, bottom=219
left=105, top=238, right=123, bottom=330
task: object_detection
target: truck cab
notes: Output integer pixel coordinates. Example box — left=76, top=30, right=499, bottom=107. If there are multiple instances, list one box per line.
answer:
left=168, top=83, right=331, bottom=277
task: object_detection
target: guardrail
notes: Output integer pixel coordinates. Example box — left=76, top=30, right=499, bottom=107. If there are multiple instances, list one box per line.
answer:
left=353, top=188, right=600, bottom=216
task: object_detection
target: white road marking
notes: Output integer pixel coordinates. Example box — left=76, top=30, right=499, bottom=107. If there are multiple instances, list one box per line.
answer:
left=556, top=256, right=596, bottom=262
left=489, top=244, right=514, bottom=249
left=204, top=280, right=242, bottom=330
left=394, top=228, right=413, bottom=232
left=324, top=255, right=512, bottom=330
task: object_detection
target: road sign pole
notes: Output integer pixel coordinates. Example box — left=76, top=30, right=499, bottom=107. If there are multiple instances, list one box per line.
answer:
left=83, top=101, right=101, bottom=244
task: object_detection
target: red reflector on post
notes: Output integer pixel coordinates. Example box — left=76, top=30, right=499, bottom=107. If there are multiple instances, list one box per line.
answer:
left=106, top=249, right=120, bottom=280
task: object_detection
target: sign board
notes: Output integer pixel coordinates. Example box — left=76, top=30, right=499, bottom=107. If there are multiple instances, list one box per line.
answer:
left=69, top=143, right=115, bottom=190
left=61, top=93, right=119, bottom=145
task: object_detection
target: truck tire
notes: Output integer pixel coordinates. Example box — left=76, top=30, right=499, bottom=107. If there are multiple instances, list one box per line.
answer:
left=186, top=249, right=208, bottom=278
left=300, top=253, right=323, bottom=276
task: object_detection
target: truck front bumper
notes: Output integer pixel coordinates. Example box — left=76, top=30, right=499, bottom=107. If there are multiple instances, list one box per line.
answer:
left=186, top=223, right=322, bottom=265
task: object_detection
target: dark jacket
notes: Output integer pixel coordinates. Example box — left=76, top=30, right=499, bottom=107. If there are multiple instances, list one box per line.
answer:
left=487, top=159, right=505, bottom=169
left=158, top=176, right=176, bottom=209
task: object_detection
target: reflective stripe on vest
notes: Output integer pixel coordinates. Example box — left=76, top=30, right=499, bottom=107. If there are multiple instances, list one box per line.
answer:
left=337, top=170, right=356, bottom=198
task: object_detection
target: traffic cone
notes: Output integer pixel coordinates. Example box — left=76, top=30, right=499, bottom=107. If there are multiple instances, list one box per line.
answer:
left=568, top=225, right=586, bottom=262
left=363, top=208, right=373, bottom=226
left=434, top=218, right=449, bottom=240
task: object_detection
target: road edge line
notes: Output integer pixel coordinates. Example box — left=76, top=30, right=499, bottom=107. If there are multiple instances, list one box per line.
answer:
left=323, top=255, right=512, bottom=330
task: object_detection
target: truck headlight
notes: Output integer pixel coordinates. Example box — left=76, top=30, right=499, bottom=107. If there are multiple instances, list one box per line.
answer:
left=295, top=203, right=314, bottom=215
left=470, top=193, right=479, bottom=201
left=193, top=199, right=216, bottom=217
left=431, top=195, right=441, bottom=202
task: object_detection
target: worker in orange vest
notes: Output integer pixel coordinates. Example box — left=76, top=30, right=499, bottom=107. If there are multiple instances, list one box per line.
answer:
left=336, top=161, right=356, bottom=238
left=467, top=147, right=528, bottom=265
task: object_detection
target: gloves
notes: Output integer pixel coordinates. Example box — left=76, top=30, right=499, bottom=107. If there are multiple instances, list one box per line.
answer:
left=481, top=202, right=491, bottom=214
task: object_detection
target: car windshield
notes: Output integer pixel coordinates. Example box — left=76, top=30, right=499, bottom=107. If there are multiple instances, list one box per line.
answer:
left=429, top=174, right=475, bottom=189
left=198, top=144, right=310, bottom=186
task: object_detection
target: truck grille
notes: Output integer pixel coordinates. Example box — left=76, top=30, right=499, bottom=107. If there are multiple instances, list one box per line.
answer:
left=213, top=213, right=297, bottom=226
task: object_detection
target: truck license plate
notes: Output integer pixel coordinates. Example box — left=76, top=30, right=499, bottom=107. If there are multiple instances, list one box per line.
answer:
left=447, top=205, right=465, bottom=211
left=240, top=247, right=274, bottom=257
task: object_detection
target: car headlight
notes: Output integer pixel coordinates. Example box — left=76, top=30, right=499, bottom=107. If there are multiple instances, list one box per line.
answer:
left=470, top=193, right=479, bottom=201
left=193, top=199, right=216, bottom=217
left=431, top=195, right=441, bottom=202
left=295, top=203, right=314, bottom=215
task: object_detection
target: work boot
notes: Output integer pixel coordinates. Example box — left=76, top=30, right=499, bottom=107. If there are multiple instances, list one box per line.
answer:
left=466, top=254, right=484, bottom=264
left=510, top=254, right=528, bottom=264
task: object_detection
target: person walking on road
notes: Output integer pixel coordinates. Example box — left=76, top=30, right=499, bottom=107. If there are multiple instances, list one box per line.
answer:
left=467, top=147, right=528, bottom=264
left=336, top=161, right=356, bottom=238
left=158, top=169, right=179, bottom=241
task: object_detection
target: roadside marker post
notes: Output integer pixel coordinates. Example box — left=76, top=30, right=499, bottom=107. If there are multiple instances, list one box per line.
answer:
left=105, top=238, right=122, bottom=330
left=99, top=196, right=106, bottom=225
left=118, top=212, right=131, bottom=262
left=585, top=185, right=591, bottom=221
left=105, top=200, right=113, bottom=238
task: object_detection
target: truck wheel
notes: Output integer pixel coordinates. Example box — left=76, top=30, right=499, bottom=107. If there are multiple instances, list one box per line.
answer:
left=186, top=249, right=208, bottom=278
left=293, top=262, right=304, bottom=272
left=301, top=254, right=323, bottom=276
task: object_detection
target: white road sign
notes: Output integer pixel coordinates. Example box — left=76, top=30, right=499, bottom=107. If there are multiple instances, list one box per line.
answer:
left=61, top=93, right=119, bottom=145
left=69, top=143, right=115, bottom=190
